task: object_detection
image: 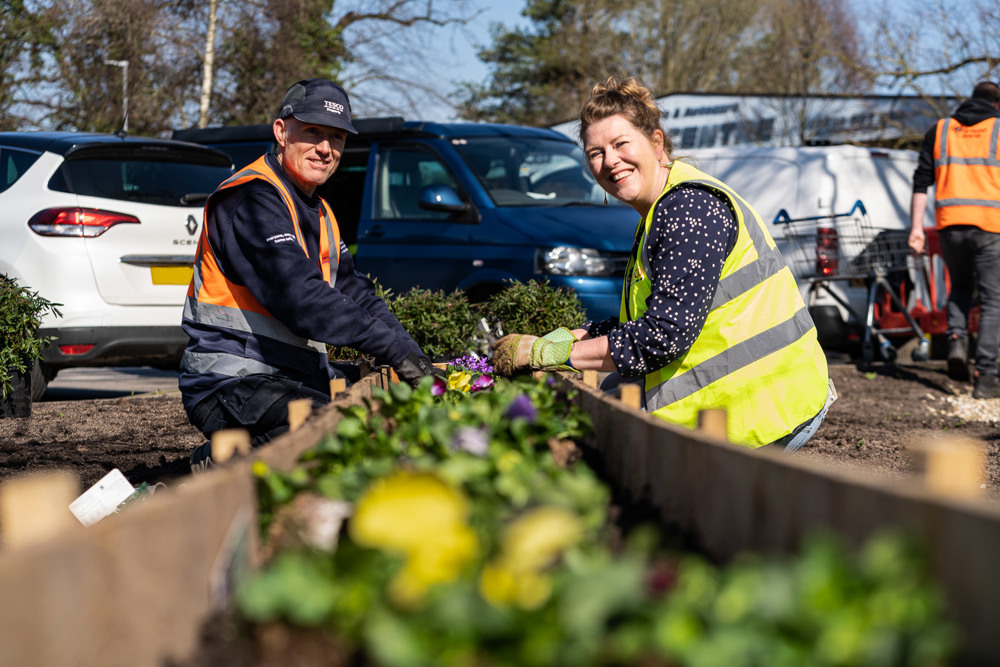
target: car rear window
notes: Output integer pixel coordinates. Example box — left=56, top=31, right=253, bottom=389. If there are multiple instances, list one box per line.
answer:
left=0, top=147, right=42, bottom=194
left=48, top=144, right=234, bottom=206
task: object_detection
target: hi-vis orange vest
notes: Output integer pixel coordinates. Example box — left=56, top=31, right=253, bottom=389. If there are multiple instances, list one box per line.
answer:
left=180, top=156, right=341, bottom=381
left=933, top=116, right=1000, bottom=232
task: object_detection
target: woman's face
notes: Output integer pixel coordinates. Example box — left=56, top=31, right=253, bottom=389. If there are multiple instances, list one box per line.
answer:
left=583, top=114, right=667, bottom=215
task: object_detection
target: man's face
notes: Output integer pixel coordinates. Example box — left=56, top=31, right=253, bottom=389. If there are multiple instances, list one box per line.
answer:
left=273, top=117, right=347, bottom=196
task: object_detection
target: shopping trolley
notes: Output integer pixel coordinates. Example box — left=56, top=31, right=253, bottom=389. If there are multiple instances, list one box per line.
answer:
left=774, top=200, right=930, bottom=364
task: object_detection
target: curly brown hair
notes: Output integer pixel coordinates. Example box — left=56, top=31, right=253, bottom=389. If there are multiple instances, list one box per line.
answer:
left=578, top=75, right=671, bottom=156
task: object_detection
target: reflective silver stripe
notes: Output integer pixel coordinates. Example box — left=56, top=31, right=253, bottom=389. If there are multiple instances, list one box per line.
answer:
left=711, top=246, right=788, bottom=308
left=645, top=306, right=816, bottom=412
left=181, top=350, right=283, bottom=377
left=937, top=197, right=1000, bottom=209
left=183, top=295, right=320, bottom=351
left=940, top=157, right=1000, bottom=166
left=935, top=119, right=951, bottom=170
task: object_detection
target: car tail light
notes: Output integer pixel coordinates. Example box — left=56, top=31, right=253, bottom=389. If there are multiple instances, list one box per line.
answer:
left=816, top=227, right=839, bottom=275
left=28, top=208, right=140, bottom=237
left=59, top=344, right=95, bottom=355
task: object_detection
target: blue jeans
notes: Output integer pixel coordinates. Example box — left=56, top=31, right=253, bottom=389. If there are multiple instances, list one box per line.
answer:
left=939, top=225, right=1000, bottom=377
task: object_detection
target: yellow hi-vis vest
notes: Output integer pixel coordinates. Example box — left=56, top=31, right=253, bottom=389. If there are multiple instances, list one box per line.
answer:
left=621, top=161, right=829, bottom=448
left=932, top=116, right=1000, bottom=233
left=181, top=155, right=341, bottom=380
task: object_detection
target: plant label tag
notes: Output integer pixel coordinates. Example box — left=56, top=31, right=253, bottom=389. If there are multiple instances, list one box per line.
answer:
left=68, top=468, right=136, bottom=526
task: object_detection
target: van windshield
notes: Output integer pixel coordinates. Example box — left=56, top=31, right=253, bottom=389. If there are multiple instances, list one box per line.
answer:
left=453, top=137, right=615, bottom=207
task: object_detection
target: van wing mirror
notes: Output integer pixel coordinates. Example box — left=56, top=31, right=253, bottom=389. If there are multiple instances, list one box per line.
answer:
left=419, top=185, right=470, bottom=213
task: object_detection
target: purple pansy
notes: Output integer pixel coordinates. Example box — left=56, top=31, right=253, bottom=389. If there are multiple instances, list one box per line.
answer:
left=470, top=374, right=495, bottom=392
left=431, top=376, right=447, bottom=397
left=504, top=394, right=536, bottom=423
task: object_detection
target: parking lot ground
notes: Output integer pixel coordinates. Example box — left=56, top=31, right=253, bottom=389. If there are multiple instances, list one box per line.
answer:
left=42, top=367, right=180, bottom=401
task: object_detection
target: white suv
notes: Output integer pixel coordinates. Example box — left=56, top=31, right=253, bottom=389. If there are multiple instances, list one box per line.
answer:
left=0, top=132, right=234, bottom=399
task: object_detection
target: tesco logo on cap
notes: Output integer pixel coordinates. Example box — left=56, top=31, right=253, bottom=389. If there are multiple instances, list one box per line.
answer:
left=324, top=100, right=345, bottom=115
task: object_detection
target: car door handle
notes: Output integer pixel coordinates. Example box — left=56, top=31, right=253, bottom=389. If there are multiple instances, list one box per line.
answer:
left=364, top=225, right=384, bottom=238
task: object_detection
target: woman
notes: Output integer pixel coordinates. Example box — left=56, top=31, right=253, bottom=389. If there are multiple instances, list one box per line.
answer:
left=493, top=76, right=834, bottom=450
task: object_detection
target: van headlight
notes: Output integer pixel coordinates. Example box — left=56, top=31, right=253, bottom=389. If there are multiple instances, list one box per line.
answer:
left=537, top=247, right=623, bottom=276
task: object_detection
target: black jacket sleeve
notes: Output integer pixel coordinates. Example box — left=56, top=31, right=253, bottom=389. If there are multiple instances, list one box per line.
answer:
left=208, top=183, right=421, bottom=367
left=912, top=125, right=937, bottom=194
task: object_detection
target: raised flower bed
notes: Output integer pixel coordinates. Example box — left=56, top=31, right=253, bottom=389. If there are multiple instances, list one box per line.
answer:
left=191, top=361, right=957, bottom=666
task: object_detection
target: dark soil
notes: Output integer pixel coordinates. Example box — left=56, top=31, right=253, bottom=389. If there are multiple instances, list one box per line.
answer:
left=1, top=360, right=999, bottom=498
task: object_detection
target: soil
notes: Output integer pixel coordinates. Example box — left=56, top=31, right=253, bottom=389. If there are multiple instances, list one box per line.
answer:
left=1, top=360, right=999, bottom=498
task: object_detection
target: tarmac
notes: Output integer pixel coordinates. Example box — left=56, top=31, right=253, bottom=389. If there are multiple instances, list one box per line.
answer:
left=41, top=367, right=181, bottom=401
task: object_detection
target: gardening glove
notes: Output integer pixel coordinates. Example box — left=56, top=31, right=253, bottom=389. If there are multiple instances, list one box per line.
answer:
left=491, top=327, right=577, bottom=377
left=394, top=353, right=447, bottom=388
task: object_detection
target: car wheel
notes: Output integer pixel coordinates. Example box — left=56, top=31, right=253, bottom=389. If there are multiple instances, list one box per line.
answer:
left=30, top=360, right=51, bottom=402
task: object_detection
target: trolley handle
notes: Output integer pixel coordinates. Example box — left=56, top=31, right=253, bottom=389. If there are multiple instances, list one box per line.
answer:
left=773, top=199, right=868, bottom=225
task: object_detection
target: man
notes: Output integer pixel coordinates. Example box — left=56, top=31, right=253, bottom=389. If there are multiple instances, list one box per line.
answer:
left=180, top=78, right=444, bottom=470
left=909, top=81, right=1000, bottom=400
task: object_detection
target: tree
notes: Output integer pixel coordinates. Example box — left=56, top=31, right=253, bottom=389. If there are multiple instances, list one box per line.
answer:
left=456, top=0, right=626, bottom=127
left=0, top=0, right=58, bottom=129
left=622, top=0, right=764, bottom=95
left=461, top=0, right=870, bottom=131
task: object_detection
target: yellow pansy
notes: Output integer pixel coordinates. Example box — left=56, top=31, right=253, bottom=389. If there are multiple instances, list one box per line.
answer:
left=447, top=371, right=472, bottom=392
left=350, top=470, right=478, bottom=607
left=502, top=506, right=582, bottom=572
left=479, top=506, right=582, bottom=610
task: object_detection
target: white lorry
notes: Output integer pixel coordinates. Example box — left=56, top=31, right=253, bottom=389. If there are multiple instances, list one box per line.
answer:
left=682, top=145, right=937, bottom=358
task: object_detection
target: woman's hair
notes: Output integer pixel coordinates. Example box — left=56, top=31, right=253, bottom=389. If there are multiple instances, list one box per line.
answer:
left=578, top=75, right=671, bottom=155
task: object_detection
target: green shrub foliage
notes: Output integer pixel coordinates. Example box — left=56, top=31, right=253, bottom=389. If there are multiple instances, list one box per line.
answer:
left=0, top=276, right=61, bottom=397
left=388, top=288, right=477, bottom=361
left=476, top=279, right=586, bottom=336
left=329, top=279, right=587, bottom=363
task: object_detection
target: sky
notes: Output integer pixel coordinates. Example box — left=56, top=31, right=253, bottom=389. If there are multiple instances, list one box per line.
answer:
left=366, top=0, right=987, bottom=123
left=393, top=0, right=528, bottom=121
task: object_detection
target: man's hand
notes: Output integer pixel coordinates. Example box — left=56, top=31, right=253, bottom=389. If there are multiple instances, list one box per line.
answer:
left=492, top=327, right=577, bottom=377
left=394, top=353, right=447, bottom=388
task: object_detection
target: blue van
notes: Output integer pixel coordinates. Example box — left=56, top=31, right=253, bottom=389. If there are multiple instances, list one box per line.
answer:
left=174, top=118, right=637, bottom=320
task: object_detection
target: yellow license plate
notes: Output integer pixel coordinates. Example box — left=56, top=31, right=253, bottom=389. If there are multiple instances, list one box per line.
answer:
left=150, top=266, right=194, bottom=285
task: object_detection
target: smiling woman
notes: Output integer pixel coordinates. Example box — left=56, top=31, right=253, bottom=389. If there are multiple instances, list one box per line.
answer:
left=493, top=75, right=834, bottom=452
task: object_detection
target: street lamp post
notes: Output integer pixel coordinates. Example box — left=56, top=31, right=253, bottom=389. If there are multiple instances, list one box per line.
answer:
left=104, top=59, right=129, bottom=133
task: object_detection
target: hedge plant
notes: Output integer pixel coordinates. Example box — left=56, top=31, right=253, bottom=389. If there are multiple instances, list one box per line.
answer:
left=388, top=288, right=478, bottom=361
left=0, top=276, right=61, bottom=398
left=328, top=279, right=588, bottom=363
left=475, top=279, right=587, bottom=336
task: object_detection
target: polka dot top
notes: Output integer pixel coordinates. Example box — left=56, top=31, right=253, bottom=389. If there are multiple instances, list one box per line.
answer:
left=586, top=184, right=738, bottom=378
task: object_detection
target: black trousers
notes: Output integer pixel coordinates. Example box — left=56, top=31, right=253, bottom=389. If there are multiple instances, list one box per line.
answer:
left=187, top=375, right=332, bottom=448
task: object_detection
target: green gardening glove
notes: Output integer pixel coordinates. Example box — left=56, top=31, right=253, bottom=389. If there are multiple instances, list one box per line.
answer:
left=492, top=327, right=577, bottom=377
left=530, top=327, right=577, bottom=370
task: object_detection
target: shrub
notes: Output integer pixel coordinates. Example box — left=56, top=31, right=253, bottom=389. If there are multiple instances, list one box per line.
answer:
left=388, top=288, right=477, bottom=361
left=0, top=276, right=61, bottom=398
left=328, top=284, right=478, bottom=363
left=476, top=279, right=586, bottom=336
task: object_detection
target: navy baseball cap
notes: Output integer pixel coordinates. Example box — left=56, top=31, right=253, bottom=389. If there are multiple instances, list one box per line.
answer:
left=278, top=78, right=358, bottom=134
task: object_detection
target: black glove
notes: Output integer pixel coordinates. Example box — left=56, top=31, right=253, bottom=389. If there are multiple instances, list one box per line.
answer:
left=394, top=353, right=447, bottom=388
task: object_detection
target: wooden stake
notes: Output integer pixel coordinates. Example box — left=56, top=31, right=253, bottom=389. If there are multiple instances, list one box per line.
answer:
left=582, top=370, right=598, bottom=388
left=697, top=409, right=728, bottom=441
left=329, top=378, right=347, bottom=396
left=0, top=471, right=79, bottom=549
left=910, top=436, right=985, bottom=499
left=211, top=428, right=251, bottom=464
left=287, top=399, right=312, bottom=432
left=619, top=383, right=642, bottom=410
